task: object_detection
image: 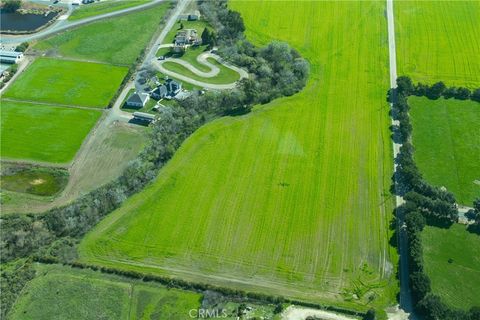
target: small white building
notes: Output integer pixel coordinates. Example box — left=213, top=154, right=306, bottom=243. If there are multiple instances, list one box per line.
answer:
left=0, top=50, right=23, bottom=64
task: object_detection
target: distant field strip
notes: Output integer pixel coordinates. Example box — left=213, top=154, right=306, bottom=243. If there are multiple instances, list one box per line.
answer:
left=3, top=58, right=127, bottom=108
left=80, top=1, right=396, bottom=310
left=395, top=1, right=480, bottom=87
left=1, top=101, right=101, bottom=164
left=409, top=97, right=480, bottom=205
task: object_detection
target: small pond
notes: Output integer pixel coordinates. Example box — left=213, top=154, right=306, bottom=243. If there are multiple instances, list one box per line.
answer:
left=0, top=11, right=58, bottom=32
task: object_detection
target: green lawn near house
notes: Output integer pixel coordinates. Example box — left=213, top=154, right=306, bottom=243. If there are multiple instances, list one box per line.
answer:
left=7, top=264, right=202, bottom=320
left=80, top=1, right=396, bottom=312
left=0, top=101, right=101, bottom=164
left=422, top=224, right=480, bottom=310
left=409, top=96, right=480, bottom=205
left=162, top=57, right=240, bottom=85
left=163, top=19, right=210, bottom=45
left=395, top=1, right=480, bottom=88
left=68, top=0, right=150, bottom=21
left=157, top=45, right=212, bottom=73
left=35, top=3, right=170, bottom=65
left=3, top=58, right=128, bottom=108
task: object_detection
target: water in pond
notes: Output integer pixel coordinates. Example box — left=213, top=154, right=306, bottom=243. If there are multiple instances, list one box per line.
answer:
left=0, top=11, right=58, bottom=32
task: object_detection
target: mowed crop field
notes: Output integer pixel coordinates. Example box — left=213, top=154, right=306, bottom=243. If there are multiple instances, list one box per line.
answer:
left=8, top=264, right=202, bottom=320
left=80, top=1, right=396, bottom=310
left=409, top=97, right=480, bottom=205
left=1, top=101, right=101, bottom=163
left=35, top=3, right=170, bottom=65
left=3, top=58, right=127, bottom=108
left=421, top=224, right=480, bottom=310
left=395, top=1, right=480, bottom=87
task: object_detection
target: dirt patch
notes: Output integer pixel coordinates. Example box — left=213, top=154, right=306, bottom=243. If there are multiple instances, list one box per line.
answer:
left=30, top=178, right=46, bottom=185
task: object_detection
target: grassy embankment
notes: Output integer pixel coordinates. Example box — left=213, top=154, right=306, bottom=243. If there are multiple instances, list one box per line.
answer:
left=80, top=1, right=396, bottom=312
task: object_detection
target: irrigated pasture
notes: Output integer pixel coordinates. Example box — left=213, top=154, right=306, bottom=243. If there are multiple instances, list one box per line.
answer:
left=80, top=1, right=396, bottom=310
left=409, top=97, right=480, bottom=205
left=395, top=1, right=480, bottom=87
left=8, top=264, right=202, bottom=320
left=68, top=0, right=149, bottom=21
left=1, top=101, right=101, bottom=163
left=422, top=224, right=480, bottom=310
left=35, top=3, right=169, bottom=65
left=3, top=58, right=127, bottom=108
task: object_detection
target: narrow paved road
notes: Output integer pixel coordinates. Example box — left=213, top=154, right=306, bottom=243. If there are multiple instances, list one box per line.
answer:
left=0, top=0, right=166, bottom=44
left=142, top=0, right=189, bottom=69
left=386, top=0, right=417, bottom=318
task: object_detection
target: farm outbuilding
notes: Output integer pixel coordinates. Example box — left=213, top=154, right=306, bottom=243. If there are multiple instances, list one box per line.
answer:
left=0, top=50, right=23, bottom=64
left=133, top=112, right=155, bottom=123
left=126, top=92, right=149, bottom=108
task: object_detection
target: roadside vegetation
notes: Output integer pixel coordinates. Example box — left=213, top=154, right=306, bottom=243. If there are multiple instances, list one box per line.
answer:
left=409, top=96, right=479, bottom=205
left=68, top=0, right=149, bottom=21
left=34, top=2, right=171, bottom=65
left=0, top=101, right=101, bottom=163
left=3, top=57, right=128, bottom=108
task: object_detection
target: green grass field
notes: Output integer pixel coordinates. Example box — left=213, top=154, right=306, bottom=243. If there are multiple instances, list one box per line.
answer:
left=395, top=1, right=480, bottom=87
left=3, top=58, right=127, bottom=108
left=80, top=1, right=396, bottom=311
left=1, top=101, right=101, bottom=163
left=68, top=0, right=149, bottom=21
left=157, top=45, right=211, bottom=72
left=422, top=224, right=480, bottom=310
left=162, top=57, right=240, bottom=84
left=409, top=97, right=480, bottom=205
left=35, top=3, right=170, bottom=65
left=0, top=166, right=68, bottom=197
left=8, top=264, right=202, bottom=320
